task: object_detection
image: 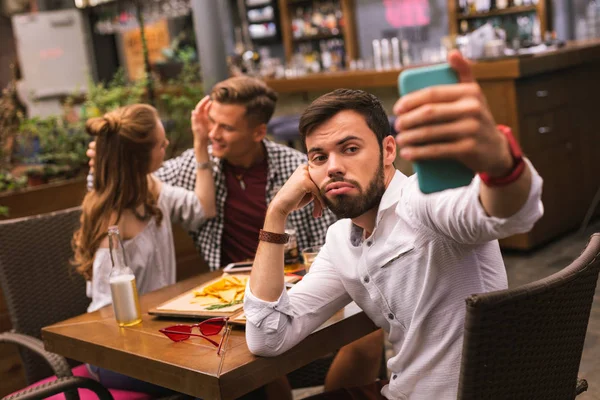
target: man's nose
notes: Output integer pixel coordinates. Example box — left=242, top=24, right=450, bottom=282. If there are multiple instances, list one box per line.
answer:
left=208, top=125, right=220, bottom=140
left=327, top=153, right=346, bottom=178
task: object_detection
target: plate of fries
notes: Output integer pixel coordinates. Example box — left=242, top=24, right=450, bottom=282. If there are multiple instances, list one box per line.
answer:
left=149, top=273, right=249, bottom=318
left=149, top=273, right=302, bottom=318
left=190, top=274, right=248, bottom=310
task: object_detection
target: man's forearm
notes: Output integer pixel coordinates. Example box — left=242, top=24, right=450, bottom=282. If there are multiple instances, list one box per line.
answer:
left=249, top=209, right=287, bottom=301
left=479, top=162, right=533, bottom=218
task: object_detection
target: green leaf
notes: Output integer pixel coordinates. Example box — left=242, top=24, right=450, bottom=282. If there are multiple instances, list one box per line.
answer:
left=205, top=300, right=242, bottom=310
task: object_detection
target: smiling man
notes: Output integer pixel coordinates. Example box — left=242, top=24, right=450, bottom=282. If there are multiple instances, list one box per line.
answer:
left=244, top=51, right=544, bottom=400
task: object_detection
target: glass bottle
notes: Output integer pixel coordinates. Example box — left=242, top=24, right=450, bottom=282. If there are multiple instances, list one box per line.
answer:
left=108, top=226, right=142, bottom=327
left=496, top=0, right=508, bottom=9
left=467, top=0, right=476, bottom=14
left=587, top=0, right=598, bottom=39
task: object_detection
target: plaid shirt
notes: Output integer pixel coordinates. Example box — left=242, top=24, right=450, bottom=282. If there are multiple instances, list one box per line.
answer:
left=153, top=140, right=336, bottom=270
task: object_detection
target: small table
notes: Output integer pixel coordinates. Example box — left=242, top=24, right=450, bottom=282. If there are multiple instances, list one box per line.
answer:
left=42, top=271, right=377, bottom=399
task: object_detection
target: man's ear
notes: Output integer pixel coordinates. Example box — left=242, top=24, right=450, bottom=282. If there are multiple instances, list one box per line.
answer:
left=383, top=135, right=397, bottom=166
left=252, top=123, right=268, bottom=143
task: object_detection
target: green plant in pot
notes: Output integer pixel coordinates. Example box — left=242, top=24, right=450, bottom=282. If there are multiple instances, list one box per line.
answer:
left=81, top=68, right=146, bottom=118
left=24, top=164, right=71, bottom=186
left=0, top=170, right=27, bottom=192
left=24, top=166, right=47, bottom=187
left=154, top=28, right=198, bottom=83
left=19, top=117, right=90, bottom=181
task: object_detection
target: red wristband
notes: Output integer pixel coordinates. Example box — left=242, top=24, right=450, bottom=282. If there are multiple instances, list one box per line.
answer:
left=479, top=125, right=525, bottom=187
left=259, top=229, right=290, bottom=244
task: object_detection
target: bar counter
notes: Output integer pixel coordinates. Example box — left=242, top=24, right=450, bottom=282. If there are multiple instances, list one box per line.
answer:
left=264, top=40, right=600, bottom=93
left=265, top=40, right=600, bottom=251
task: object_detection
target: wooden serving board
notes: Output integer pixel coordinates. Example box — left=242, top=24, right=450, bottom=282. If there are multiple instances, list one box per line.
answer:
left=148, top=273, right=300, bottom=319
left=148, top=274, right=248, bottom=318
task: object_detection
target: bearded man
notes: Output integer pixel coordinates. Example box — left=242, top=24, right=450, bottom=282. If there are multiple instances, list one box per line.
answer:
left=243, top=51, right=544, bottom=400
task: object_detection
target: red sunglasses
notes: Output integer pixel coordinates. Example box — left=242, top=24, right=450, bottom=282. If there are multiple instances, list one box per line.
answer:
left=159, top=317, right=230, bottom=355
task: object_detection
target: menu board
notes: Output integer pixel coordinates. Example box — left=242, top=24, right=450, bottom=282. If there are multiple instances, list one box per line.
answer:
left=122, top=19, right=170, bottom=81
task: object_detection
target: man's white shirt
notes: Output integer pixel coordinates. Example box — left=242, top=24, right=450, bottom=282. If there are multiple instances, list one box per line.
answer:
left=244, top=161, right=543, bottom=400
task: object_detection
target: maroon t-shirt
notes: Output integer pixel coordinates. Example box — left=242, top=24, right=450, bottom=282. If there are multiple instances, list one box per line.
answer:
left=220, top=158, right=268, bottom=265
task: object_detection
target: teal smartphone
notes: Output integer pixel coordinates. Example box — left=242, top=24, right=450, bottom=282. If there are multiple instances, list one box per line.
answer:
left=398, top=63, right=474, bottom=194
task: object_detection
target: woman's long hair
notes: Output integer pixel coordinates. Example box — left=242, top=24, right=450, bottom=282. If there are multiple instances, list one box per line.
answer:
left=72, top=104, right=163, bottom=280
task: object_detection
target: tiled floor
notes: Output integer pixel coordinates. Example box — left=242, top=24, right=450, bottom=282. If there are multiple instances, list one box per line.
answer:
left=293, top=221, right=600, bottom=399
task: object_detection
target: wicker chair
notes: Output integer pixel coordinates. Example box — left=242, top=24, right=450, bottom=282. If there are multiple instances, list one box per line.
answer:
left=0, top=207, right=186, bottom=400
left=457, top=233, right=600, bottom=400
left=0, top=206, right=111, bottom=399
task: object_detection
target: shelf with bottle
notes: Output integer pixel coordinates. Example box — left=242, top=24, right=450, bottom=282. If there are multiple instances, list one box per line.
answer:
left=247, top=3, right=276, bottom=22
left=251, top=34, right=281, bottom=44
left=292, top=38, right=346, bottom=74
left=245, top=0, right=275, bottom=10
left=292, top=32, right=344, bottom=42
left=279, top=0, right=357, bottom=64
left=457, top=0, right=539, bottom=15
left=458, top=11, right=539, bottom=36
left=290, top=1, right=344, bottom=39
left=248, top=22, right=279, bottom=40
left=458, top=4, right=537, bottom=20
left=249, top=17, right=277, bottom=23
left=450, top=0, right=547, bottom=43
left=241, top=0, right=282, bottom=44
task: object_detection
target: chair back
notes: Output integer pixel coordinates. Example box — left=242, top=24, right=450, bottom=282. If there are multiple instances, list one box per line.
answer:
left=0, top=206, right=87, bottom=384
left=457, top=233, right=600, bottom=400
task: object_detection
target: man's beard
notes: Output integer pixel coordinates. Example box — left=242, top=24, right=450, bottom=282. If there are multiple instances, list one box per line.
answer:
left=320, top=159, right=386, bottom=219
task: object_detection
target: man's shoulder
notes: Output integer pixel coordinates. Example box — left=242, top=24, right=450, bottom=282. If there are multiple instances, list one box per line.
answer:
left=179, top=148, right=196, bottom=160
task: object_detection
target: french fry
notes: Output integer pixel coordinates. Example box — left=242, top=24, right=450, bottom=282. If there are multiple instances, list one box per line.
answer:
left=191, top=274, right=248, bottom=306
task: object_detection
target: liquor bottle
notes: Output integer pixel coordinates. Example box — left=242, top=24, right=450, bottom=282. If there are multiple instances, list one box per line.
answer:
left=320, top=40, right=333, bottom=71
left=467, top=0, right=476, bottom=14
left=108, top=226, right=142, bottom=327
left=496, top=0, right=508, bottom=9
left=380, top=38, right=392, bottom=70
left=292, top=7, right=305, bottom=38
left=478, top=0, right=492, bottom=13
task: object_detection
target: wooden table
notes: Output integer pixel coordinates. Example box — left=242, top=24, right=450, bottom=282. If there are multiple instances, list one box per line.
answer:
left=42, top=271, right=378, bottom=399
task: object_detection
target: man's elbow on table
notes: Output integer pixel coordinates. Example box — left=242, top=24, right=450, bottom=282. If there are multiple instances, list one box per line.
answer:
left=246, top=330, right=284, bottom=357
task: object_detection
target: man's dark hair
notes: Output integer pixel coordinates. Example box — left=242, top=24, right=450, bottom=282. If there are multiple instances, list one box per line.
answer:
left=298, top=89, right=391, bottom=147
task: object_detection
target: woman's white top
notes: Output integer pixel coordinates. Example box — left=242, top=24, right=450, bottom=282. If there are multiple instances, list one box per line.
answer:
left=86, top=184, right=205, bottom=312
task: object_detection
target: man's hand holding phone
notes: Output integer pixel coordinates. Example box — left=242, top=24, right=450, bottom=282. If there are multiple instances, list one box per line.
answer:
left=394, top=50, right=514, bottom=193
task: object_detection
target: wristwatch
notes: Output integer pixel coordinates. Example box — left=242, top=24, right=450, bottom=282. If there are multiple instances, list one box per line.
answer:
left=479, top=125, right=525, bottom=187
